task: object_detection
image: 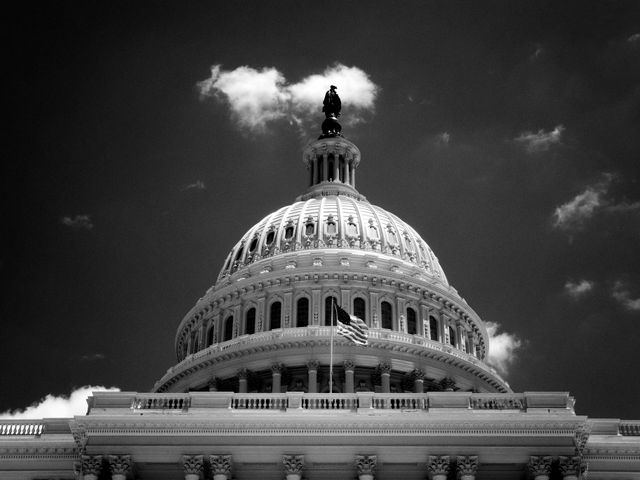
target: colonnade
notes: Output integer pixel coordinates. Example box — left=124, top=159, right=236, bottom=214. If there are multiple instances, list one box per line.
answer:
left=79, top=454, right=586, bottom=479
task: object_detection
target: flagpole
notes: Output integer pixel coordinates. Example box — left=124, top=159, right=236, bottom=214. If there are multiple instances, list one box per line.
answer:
left=329, top=299, right=335, bottom=394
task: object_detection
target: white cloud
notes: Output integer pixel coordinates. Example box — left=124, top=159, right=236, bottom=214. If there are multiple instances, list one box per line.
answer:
left=565, top=279, right=595, bottom=298
left=612, top=281, right=640, bottom=311
left=529, top=44, right=545, bottom=61
left=628, top=33, right=640, bottom=44
left=0, top=386, right=120, bottom=419
left=435, top=132, right=451, bottom=146
left=197, top=63, right=379, bottom=135
left=61, top=214, right=94, bottom=230
left=486, top=322, right=522, bottom=376
left=180, top=180, right=206, bottom=192
left=514, top=125, right=565, bottom=153
left=552, top=174, right=613, bottom=231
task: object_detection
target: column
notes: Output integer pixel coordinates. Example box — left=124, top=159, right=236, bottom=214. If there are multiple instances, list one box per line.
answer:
left=439, top=314, right=447, bottom=345
left=237, top=368, right=248, bottom=393
left=344, top=360, right=355, bottom=393
left=559, top=456, right=584, bottom=480
left=351, top=166, right=356, bottom=187
left=333, top=155, right=339, bottom=182
left=427, top=455, right=450, bottom=480
left=379, top=362, right=391, bottom=393
left=456, top=456, right=478, bottom=480
left=528, top=456, right=553, bottom=480
left=307, top=360, right=319, bottom=393
left=108, top=455, right=131, bottom=480
left=283, top=454, right=305, bottom=480
left=466, top=333, right=475, bottom=355
left=413, top=369, right=425, bottom=393
left=456, top=323, right=464, bottom=350
left=272, top=363, right=283, bottom=393
left=344, top=158, right=350, bottom=184
left=355, top=455, right=377, bottom=480
left=210, top=455, right=232, bottom=480
left=183, top=455, right=203, bottom=480
left=81, top=455, right=102, bottom=480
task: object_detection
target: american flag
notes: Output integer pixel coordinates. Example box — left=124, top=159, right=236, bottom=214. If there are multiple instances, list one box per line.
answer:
left=335, top=305, right=369, bottom=345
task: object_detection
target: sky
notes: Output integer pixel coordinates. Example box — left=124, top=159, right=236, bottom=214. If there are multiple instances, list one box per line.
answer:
left=2, top=1, right=639, bottom=419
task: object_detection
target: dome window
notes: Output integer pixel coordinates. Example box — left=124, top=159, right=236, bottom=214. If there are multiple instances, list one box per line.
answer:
left=429, top=316, right=439, bottom=341
left=325, top=296, right=338, bottom=326
left=248, top=237, right=258, bottom=252
left=387, top=227, right=398, bottom=245
left=448, top=326, right=456, bottom=347
left=270, top=301, right=282, bottom=330
left=353, top=297, right=366, bottom=323
left=206, top=326, right=215, bottom=347
left=346, top=222, right=358, bottom=236
left=407, top=307, right=417, bottom=335
left=381, top=301, right=393, bottom=329
left=368, top=224, right=379, bottom=240
left=284, top=226, right=295, bottom=240
left=223, top=316, right=234, bottom=342
left=296, top=297, right=309, bottom=327
left=326, top=217, right=337, bottom=235
left=235, top=246, right=244, bottom=261
left=245, top=308, right=256, bottom=335
left=265, top=230, right=275, bottom=245
left=305, top=222, right=315, bottom=236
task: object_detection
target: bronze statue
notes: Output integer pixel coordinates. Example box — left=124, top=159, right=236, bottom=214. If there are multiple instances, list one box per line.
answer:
left=322, top=85, right=341, bottom=118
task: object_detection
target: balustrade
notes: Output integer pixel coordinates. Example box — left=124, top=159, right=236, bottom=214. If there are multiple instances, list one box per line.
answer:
left=232, top=394, right=288, bottom=410
left=132, top=395, right=191, bottom=410
left=0, top=421, right=44, bottom=435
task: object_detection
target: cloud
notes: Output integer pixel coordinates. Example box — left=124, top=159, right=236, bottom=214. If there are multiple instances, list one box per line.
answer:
left=514, top=125, right=565, bottom=153
left=197, top=63, right=379, bottom=136
left=80, top=353, right=106, bottom=362
left=61, top=214, right=94, bottom=230
left=628, top=33, right=640, bottom=44
left=0, top=386, right=120, bottom=419
left=565, top=279, right=595, bottom=298
left=552, top=173, right=613, bottom=231
left=435, top=132, right=451, bottom=147
left=529, top=44, right=545, bottom=61
left=612, top=281, right=640, bottom=311
left=180, top=180, right=206, bottom=192
left=486, top=322, right=522, bottom=376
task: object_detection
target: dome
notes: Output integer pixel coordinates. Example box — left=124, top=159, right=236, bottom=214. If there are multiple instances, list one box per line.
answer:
left=217, top=196, right=449, bottom=286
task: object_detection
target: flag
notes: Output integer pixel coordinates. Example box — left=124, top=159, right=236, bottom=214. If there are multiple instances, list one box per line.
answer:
left=335, top=304, right=369, bottom=345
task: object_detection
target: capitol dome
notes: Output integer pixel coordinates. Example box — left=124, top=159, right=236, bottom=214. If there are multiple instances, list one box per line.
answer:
left=153, top=110, right=509, bottom=396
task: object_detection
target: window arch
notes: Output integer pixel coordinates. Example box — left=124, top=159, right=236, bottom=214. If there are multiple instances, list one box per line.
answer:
left=353, top=297, right=366, bottom=323
left=245, top=308, right=256, bottom=335
left=296, top=297, right=309, bottom=327
left=407, top=307, right=417, bottom=335
left=429, top=316, right=439, bottom=341
left=206, top=325, right=215, bottom=347
left=448, top=325, right=456, bottom=347
left=381, top=301, right=393, bottom=329
left=223, top=316, right=234, bottom=342
left=270, top=301, right=282, bottom=330
left=325, top=296, right=338, bottom=326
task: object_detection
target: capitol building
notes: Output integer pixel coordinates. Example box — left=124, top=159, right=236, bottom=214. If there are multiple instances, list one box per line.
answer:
left=1, top=93, right=639, bottom=480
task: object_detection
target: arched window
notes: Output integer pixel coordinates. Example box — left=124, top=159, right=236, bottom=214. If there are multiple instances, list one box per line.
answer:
left=223, top=316, right=234, bottom=342
left=284, top=226, right=295, bottom=240
left=296, top=297, right=309, bottom=327
left=317, top=156, right=324, bottom=182
left=407, top=307, right=417, bottom=335
left=368, top=224, right=379, bottom=240
left=429, top=316, right=439, bottom=341
left=346, top=222, right=358, bottom=236
left=305, top=223, right=315, bottom=235
left=245, top=308, right=256, bottom=335
left=248, top=237, right=258, bottom=252
left=325, top=296, right=338, bottom=326
left=381, top=301, right=393, bottom=329
left=270, top=301, right=282, bottom=330
left=326, top=221, right=337, bottom=235
left=448, top=326, right=456, bottom=347
left=266, top=230, right=275, bottom=246
left=328, top=156, right=335, bottom=181
left=206, top=326, right=215, bottom=346
left=353, top=297, right=366, bottom=323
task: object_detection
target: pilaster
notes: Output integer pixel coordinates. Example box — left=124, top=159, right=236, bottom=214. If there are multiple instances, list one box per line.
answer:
left=237, top=368, right=249, bottom=393
left=307, top=360, right=319, bottom=393
left=412, top=368, right=425, bottom=393
left=272, top=363, right=284, bottom=393
left=379, top=361, right=391, bottom=393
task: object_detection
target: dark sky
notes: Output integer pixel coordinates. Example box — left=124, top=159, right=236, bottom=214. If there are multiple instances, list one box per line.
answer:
left=3, top=1, right=640, bottom=419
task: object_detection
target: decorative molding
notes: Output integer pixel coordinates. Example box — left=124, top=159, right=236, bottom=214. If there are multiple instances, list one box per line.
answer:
left=427, top=455, right=450, bottom=475
left=574, top=423, right=591, bottom=455
left=209, top=454, right=232, bottom=475
left=81, top=455, right=102, bottom=476
left=182, top=454, right=203, bottom=475
left=456, top=455, right=478, bottom=477
left=528, top=456, right=552, bottom=477
left=306, top=360, right=320, bottom=371
left=378, top=361, right=392, bottom=374
left=108, top=454, right=131, bottom=475
left=355, top=454, right=377, bottom=475
left=282, top=454, right=305, bottom=474
left=343, top=359, right=356, bottom=370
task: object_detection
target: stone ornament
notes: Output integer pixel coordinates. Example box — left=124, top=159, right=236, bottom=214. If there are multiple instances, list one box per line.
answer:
left=81, top=455, right=102, bottom=479
left=378, top=362, right=392, bottom=374
left=182, top=454, right=203, bottom=479
left=355, top=455, right=377, bottom=479
left=574, top=423, right=591, bottom=455
left=271, top=363, right=284, bottom=374
left=108, top=455, right=131, bottom=479
left=283, top=454, right=304, bottom=479
left=306, top=360, right=319, bottom=371
left=209, top=454, right=232, bottom=479
left=236, top=368, right=249, bottom=379
left=427, top=455, right=450, bottom=479
left=456, top=455, right=478, bottom=479
left=559, top=456, right=587, bottom=479
left=528, top=456, right=553, bottom=479
left=343, top=359, right=356, bottom=370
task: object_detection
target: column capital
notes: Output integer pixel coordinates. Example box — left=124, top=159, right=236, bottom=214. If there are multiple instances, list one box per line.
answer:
left=528, top=456, right=553, bottom=477
left=209, top=454, right=233, bottom=475
left=412, top=368, right=425, bottom=380
left=343, top=359, right=356, bottom=371
left=307, top=359, right=320, bottom=371
left=182, top=455, right=203, bottom=475
left=456, top=455, right=478, bottom=478
left=559, top=456, right=586, bottom=478
left=271, top=362, right=284, bottom=374
left=237, top=368, right=249, bottom=379
left=427, top=455, right=450, bottom=475
left=81, top=455, right=102, bottom=476
left=355, top=455, right=377, bottom=475
left=108, top=454, right=131, bottom=476
left=378, top=361, right=391, bottom=374
left=283, top=454, right=305, bottom=474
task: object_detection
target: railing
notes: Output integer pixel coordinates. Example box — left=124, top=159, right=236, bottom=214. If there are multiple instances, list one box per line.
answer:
left=231, top=394, right=288, bottom=410
left=302, top=394, right=359, bottom=410
left=0, top=421, right=44, bottom=436
left=620, top=420, right=640, bottom=436
left=371, top=393, right=427, bottom=410
left=132, top=394, right=191, bottom=410
left=469, top=393, right=526, bottom=410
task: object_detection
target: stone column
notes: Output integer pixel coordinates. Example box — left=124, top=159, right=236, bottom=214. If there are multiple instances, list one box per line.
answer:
left=307, top=360, right=319, bottom=393
left=379, top=362, right=391, bottom=393
left=108, top=455, right=131, bottom=480
left=413, top=369, right=425, bottom=393
left=183, top=455, right=203, bottom=480
left=333, top=156, right=339, bottom=182
left=528, top=456, right=553, bottom=480
left=272, top=363, right=283, bottom=393
left=456, top=456, right=478, bottom=480
left=355, top=455, right=377, bottom=480
left=81, top=455, right=102, bottom=480
left=283, top=454, right=304, bottom=480
left=237, top=368, right=248, bottom=393
left=351, top=166, right=356, bottom=187
left=559, top=456, right=584, bottom=480
left=344, top=159, right=350, bottom=184
left=208, top=376, right=219, bottom=392
left=209, top=455, right=232, bottom=480
left=344, top=360, right=355, bottom=393
left=427, top=455, right=450, bottom=480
